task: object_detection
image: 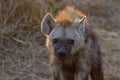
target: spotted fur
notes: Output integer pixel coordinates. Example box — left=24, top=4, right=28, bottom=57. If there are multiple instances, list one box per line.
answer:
left=41, top=6, right=104, bottom=80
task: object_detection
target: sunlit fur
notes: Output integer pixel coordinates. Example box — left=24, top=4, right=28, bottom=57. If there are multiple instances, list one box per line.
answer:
left=55, top=6, right=86, bottom=22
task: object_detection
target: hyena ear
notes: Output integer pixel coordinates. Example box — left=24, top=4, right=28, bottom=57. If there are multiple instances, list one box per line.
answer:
left=41, top=13, right=57, bottom=36
left=75, top=16, right=86, bottom=36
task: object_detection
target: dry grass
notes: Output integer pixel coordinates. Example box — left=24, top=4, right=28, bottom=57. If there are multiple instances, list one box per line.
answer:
left=0, top=0, right=50, bottom=80
left=0, top=0, right=120, bottom=80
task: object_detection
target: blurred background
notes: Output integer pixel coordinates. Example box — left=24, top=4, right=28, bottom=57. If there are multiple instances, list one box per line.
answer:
left=0, top=0, right=120, bottom=80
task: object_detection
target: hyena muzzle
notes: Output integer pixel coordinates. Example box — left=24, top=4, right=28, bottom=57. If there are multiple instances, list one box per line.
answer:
left=41, top=6, right=104, bottom=80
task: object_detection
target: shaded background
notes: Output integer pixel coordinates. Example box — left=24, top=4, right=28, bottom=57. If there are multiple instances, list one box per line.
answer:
left=0, top=0, right=120, bottom=80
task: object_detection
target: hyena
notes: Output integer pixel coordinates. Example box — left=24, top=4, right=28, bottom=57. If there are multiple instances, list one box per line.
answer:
left=41, top=6, right=104, bottom=80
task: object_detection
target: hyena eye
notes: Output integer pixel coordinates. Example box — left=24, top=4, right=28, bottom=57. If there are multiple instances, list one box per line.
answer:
left=68, top=39, right=74, bottom=45
left=53, top=39, right=59, bottom=44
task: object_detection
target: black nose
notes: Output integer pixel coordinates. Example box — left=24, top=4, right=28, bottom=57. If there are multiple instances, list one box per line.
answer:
left=57, top=47, right=67, bottom=57
left=58, top=52, right=66, bottom=57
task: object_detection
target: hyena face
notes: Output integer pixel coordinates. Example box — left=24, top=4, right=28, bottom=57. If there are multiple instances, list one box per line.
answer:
left=41, top=13, right=86, bottom=60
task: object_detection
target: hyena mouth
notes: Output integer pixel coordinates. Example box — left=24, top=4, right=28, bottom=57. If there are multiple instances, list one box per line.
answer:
left=58, top=55, right=66, bottom=60
left=55, top=52, right=70, bottom=61
left=57, top=56, right=68, bottom=61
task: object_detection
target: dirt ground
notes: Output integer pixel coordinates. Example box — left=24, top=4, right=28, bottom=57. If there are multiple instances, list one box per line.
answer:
left=0, top=0, right=120, bottom=80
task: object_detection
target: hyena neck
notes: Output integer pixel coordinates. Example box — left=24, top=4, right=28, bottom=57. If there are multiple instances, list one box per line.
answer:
left=74, top=47, right=85, bottom=56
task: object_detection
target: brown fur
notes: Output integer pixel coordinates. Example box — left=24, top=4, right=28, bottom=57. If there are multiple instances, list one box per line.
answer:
left=41, top=6, right=104, bottom=80
left=55, top=6, right=86, bottom=22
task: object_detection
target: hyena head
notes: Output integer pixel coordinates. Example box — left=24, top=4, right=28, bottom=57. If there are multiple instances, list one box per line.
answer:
left=41, top=13, right=86, bottom=60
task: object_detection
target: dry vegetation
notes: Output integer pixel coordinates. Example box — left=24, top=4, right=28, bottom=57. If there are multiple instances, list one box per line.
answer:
left=0, top=0, right=120, bottom=80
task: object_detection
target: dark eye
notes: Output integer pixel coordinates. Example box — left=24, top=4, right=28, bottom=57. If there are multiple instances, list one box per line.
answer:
left=53, top=39, right=59, bottom=44
left=68, top=39, right=74, bottom=45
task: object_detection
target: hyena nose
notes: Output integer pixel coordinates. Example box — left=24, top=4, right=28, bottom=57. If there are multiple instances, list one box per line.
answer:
left=57, top=47, right=67, bottom=57
left=58, top=52, right=66, bottom=57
